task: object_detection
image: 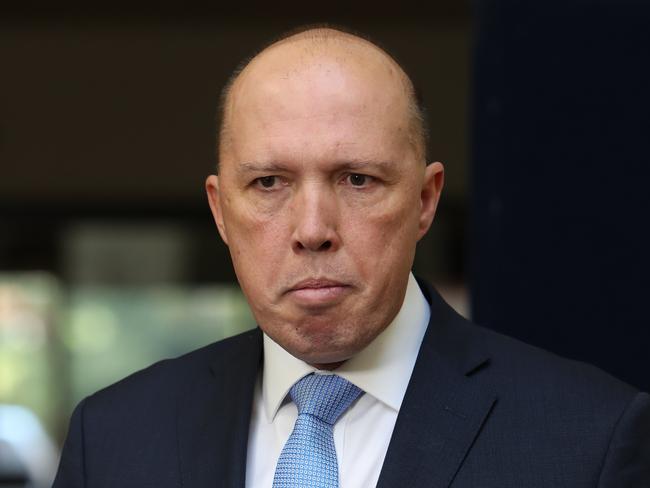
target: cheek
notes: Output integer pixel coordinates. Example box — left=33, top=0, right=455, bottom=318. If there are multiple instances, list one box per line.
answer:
left=222, top=199, right=288, bottom=278
left=224, top=188, right=285, bottom=240
left=342, top=195, right=420, bottom=269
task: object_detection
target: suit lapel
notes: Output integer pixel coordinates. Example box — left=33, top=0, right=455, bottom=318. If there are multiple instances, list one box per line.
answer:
left=377, top=284, right=497, bottom=488
left=177, top=328, right=262, bottom=488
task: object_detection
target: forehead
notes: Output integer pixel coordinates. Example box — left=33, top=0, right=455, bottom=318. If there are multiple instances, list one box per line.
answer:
left=224, top=42, right=412, bottom=166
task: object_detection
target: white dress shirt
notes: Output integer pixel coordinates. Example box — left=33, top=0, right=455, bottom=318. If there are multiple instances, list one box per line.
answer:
left=245, top=272, right=431, bottom=488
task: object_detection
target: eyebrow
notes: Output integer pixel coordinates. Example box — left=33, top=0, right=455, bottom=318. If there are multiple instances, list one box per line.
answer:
left=236, top=162, right=291, bottom=175
left=235, top=159, right=395, bottom=175
left=338, top=159, right=394, bottom=172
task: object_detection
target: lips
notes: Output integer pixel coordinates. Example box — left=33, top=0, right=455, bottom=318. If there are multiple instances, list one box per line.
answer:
left=285, top=278, right=352, bottom=306
left=289, top=278, right=348, bottom=291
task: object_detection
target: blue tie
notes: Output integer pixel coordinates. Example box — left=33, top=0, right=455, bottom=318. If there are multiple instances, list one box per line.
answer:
left=272, top=373, right=363, bottom=488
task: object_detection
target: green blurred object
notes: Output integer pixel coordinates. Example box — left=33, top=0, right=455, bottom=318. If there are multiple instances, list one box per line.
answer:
left=0, top=272, right=255, bottom=446
left=63, top=284, right=255, bottom=404
left=0, top=273, right=62, bottom=441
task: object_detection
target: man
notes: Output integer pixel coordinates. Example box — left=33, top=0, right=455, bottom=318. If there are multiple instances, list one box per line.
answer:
left=53, top=26, right=650, bottom=488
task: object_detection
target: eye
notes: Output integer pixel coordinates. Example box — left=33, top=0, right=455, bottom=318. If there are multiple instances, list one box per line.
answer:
left=254, top=176, right=278, bottom=189
left=346, top=173, right=373, bottom=187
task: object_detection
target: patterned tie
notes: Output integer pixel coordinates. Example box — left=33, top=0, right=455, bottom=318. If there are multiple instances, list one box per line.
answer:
left=272, top=373, right=363, bottom=488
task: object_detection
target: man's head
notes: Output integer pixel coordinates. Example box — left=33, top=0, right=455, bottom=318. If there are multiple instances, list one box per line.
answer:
left=206, top=27, right=444, bottom=368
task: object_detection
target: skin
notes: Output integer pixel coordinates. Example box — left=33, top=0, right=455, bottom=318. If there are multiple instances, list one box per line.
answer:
left=206, top=31, right=444, bottom=369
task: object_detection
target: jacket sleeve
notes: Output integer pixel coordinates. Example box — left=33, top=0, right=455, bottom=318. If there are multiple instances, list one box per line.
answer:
left=52, top=398, right=87, bottom=488
left=598, top=391, right=650, bottom=487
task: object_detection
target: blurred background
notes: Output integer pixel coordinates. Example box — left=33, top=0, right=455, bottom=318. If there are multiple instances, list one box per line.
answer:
left=1, top=1, right=649, bottom=486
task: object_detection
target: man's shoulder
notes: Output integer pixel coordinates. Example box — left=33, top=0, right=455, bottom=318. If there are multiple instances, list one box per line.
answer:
left=423, top=282, right=638, bottom=401
left=84, top=327, right=261, bottom=411
left=454, top=317, right=640, bottom=409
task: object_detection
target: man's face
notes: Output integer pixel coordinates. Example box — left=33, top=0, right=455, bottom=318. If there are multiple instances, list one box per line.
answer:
left=207, top=44, right=443, bottom=367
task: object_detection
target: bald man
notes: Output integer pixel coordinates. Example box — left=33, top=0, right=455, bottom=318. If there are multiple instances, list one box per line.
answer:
left=53, top=27, right=650, bottom=488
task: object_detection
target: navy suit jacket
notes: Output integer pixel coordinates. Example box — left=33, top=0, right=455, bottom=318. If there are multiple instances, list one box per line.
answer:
left=53, top=282, right=650, bottom=487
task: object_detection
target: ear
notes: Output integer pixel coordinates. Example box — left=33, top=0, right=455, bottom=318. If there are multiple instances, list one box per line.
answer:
left=417, top=161, right=445, bottom=240
left=205, top=174, right=229, bottom=246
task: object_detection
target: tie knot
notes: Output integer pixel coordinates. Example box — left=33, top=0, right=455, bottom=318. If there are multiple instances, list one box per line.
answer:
left=290, top=374, right=363, bottom=425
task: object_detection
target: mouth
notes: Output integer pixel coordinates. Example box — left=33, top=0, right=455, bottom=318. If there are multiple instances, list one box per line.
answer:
left=285, top=278, right=352, bottom=307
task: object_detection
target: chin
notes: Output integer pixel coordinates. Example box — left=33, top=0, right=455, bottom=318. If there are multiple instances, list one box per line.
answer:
left=294, top=348, right=356, bottom=369
left=262, top=307, right=383, bottom=364
left=292, top=326, right=370, bottom=365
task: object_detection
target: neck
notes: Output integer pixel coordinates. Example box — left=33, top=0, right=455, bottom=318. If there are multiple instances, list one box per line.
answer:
left=310, top=360, right=345, bottom=371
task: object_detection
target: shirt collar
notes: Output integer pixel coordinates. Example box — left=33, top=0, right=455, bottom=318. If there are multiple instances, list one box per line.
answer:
left=262, top=272, right=431, bottom=422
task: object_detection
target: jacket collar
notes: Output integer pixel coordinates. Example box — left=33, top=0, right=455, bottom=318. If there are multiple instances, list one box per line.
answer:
left=376, top=280, right=496, bottom=488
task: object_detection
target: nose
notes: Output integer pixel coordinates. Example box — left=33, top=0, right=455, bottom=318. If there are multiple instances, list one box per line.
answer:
left=291, top=184, right=340, bottom=253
